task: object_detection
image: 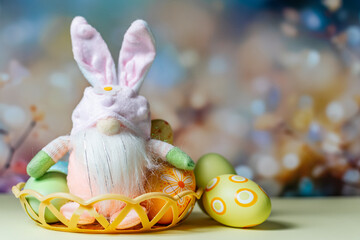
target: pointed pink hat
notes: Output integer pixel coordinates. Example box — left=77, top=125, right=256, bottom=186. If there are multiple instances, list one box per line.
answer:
left=70, top=17, right=156, bottom=139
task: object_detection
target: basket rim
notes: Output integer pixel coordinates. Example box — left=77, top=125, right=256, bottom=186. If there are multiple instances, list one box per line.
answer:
left=12, top=182, right=204, bottom=233
left=12, top=182, right=203, bottom=205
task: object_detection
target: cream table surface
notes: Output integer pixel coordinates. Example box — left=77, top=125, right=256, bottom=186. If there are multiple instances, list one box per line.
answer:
left=0, top=195, right=359, bottom=240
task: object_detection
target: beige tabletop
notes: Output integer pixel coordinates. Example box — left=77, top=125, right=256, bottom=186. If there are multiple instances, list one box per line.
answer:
left=0, top=194, right=359, bottom=240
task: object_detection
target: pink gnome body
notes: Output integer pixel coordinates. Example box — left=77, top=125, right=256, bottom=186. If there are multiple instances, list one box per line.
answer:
left=27, top=17, right=195, bottom=229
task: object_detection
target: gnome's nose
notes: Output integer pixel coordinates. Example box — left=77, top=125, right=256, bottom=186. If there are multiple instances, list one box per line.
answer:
left=96, top=118, right=122, bottom=136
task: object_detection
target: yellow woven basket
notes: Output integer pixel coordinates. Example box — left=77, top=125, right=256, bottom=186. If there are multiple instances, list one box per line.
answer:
left=12, top=182, right=203, bottom=233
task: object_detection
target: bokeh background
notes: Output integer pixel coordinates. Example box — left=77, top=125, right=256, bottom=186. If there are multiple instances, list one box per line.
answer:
left=1, top=0, right=360, bottom=196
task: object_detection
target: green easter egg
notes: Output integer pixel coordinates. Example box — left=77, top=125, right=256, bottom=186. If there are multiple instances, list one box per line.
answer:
left=194, top=153, right=236, bottom=189
left=24, top=172, right=69, bottom=223
left=202, top=174, right=271, bottom=228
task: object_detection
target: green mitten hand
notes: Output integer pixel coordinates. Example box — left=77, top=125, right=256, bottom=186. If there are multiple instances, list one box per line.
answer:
left=166, top=147, right=195, bottom=170
left=27, top=151, right=55, bottom=179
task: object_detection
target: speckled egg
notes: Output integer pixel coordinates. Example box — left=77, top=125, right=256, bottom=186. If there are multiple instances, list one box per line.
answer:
left=151, top=119, right=173, bottom=144
left=202, top=174, right=271, bottom=228
left=146, top=163, right=196, bottom=224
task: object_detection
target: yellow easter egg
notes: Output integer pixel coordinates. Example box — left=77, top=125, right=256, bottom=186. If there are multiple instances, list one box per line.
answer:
left=202, top=174, right=271, bottom=228
left=147, top=164, right=196, bottom=224
left=151, top=119, right=173, bottom=144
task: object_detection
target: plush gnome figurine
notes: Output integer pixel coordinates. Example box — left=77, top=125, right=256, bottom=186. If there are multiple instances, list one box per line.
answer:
left=27, top=16, right=195, bottom=229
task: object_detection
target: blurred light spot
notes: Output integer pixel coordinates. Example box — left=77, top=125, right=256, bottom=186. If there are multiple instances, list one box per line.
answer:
left=322, top=132, right=342, bottom=154
left=308, top=122, right=323, bottom=142
left=299, top=177, right=314, bottom=196
left=8, top=60, right=30, bottom=86
left=343, top=169, right=360, bottom=184
left=327, top=132, right=341, bottom=143
left=251, top=99, right=266, bottom=116
left=322, top=0, right=342, bottom=12
left=256, top=154, right=279, bottom=178
left=283, top=8, right=300, bottom=23
left=235, top=165, right=254, bottom=179
left=50, top=72, right=71, bottom=90
left=312, top=165, right=326, bottom=178
left=306, top=50, right=321, bottom=68
left=147, top=46, right=185, bottom=88
left=280, top=22, right=297, bottom=37
left=326, top=101, right=344, bottom=123
left=0, top=104, right=26, bottom=128
left=190, top=90, right=208, bottom=109
left=322, top=140, right=341, bottom=154
left=346, top=26, right=360, bottom=47
left=301, top=9, right=324, bottom=31
left=178, top=49, right=199, bottom=68
left=282, top=153, right=299, bottom=170
left=0, top=73, right=10, bottom=84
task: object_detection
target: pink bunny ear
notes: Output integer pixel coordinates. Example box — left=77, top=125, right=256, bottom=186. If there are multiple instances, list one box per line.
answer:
left=118, top=20, right=156, bottom=93
left=71, top=16, right=117, bottom=87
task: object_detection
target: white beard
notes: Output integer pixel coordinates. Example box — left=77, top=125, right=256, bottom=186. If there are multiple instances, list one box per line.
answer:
left=71, top=128, right=156, bottom=214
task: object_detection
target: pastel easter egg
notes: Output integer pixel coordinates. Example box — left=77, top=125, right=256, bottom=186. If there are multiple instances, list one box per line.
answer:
left=151, top=119, right=173, bottom=144
left=202, top=174, right=271, bottom=228
left=48, top=161, right=68, bottom=175
left=147, top=164, right=196, bottom=224
left=194, top=153, right=236, bottom=189
left=24, top=172, right=69, bottom=223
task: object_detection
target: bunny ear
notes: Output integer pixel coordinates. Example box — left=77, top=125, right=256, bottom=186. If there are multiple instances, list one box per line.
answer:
left=71, top=16, right=117, bottom=87
left=118, top=20, right=156, bottom=93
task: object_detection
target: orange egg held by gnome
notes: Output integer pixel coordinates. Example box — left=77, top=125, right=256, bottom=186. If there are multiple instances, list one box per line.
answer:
left=147, top=120, right=196, bottom=224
